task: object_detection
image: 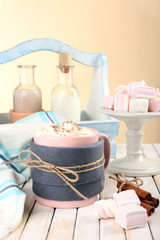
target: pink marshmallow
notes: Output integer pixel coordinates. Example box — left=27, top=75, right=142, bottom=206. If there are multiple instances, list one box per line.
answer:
left=94, top=199, right=118, bottom=219
left=114, top=93, right=128, bottom=112
left=102, top=95, right=114, bottom=109
left=155, top=88, right=160, bottom=95
left=128, top=81, right=146, bottom=98
left=115, top=85, right=128, bottom=94
left=132, top=86, right=155, bottom=100
left=113, top=190, right=140, bottom=207
left=149, top=98, right=160, bottom=112
left=115, top=204, right=148, bottom=229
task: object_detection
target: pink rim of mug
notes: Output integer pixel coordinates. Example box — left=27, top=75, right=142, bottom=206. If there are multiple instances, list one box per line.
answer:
left=35, top=194, right=98, bottom=208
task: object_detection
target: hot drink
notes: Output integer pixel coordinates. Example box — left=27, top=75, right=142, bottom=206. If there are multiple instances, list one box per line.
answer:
left=35, top=121, right=94, bottom=138
left=31, top=121, right=111, bottom=208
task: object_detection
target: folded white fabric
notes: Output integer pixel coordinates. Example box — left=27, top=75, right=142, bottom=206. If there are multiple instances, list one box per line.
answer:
left=0, top=111, right=66, bottom=239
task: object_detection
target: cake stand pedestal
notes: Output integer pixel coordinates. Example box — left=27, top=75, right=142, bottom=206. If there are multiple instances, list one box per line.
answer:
left=100, top=108, right=160, bottom=177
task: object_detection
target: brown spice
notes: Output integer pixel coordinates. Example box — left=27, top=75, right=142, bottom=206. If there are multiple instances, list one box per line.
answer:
left=140, top=202, right=155, bottom=216
left=117, top=182, right=152, bottom=200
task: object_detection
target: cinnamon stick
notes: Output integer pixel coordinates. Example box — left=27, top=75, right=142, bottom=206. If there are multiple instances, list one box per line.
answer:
left=140, top=197, right=159, bottom=208
left=150, top=197, right=159, bottom=208
left=140, top=198, right=157, bottom=208
left=117, top=182, right=152, bottom=200
left=140, top=202, right=155, bottom=216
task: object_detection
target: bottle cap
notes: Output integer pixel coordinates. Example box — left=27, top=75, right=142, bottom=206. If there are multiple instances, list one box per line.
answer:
left=59, top=52, right=72, bottom=66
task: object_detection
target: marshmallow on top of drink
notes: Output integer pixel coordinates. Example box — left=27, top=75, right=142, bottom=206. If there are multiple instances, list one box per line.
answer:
left=102, top=80, right=160, bottom=113
left=35, top=121, right=94, bottom=138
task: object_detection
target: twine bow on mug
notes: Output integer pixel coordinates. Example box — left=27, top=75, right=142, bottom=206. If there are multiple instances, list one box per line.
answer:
left=109, top=172, right=143, bottom=192
left=19, top=150, right=79, bottom=183
left=4, top=150, right=105, bottom=200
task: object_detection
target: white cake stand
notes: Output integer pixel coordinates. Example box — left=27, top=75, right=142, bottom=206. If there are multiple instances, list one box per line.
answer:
left=100, top=108, right=160, bottom=177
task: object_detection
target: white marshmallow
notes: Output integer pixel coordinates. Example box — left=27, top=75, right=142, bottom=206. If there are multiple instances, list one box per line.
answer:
left=129, top=99, right=149, bottom=113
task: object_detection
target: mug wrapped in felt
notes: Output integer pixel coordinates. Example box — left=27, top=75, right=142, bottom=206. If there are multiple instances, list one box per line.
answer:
left=30, top=137, right=106, bottom=202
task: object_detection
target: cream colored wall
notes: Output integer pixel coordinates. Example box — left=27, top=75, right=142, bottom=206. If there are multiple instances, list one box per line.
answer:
left=0, top=0, right=160, bottom=143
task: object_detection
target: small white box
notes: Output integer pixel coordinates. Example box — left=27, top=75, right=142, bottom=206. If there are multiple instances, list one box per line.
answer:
left=129, top=98, right=149, bottom=113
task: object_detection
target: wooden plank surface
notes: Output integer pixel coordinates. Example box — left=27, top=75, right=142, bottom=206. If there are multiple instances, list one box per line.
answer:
left=100, top=218, right=126, bottom=240
left=73, top=204, right=99, bottom=240
left=47, top=208, right=77, bottom=240
left=153, top=144, right=160, bottom=192
left=100, top=171, right=117, bottom=199
left=19, top=202, right=53, bottom=240
left=142, top=144, right=160, bottom=164
left=3, top=144, right=160, bottom=240
left=140, top=177, right=160, bottom=240
left=154, top=174, right=160, bottom=192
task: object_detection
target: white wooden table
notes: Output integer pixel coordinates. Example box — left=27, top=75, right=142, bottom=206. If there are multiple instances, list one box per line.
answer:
left=4, top=144, right=160, bottom=240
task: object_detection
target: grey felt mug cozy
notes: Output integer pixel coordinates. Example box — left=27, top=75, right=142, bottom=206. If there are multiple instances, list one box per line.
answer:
left=30, top=137, right=106, bottom=201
